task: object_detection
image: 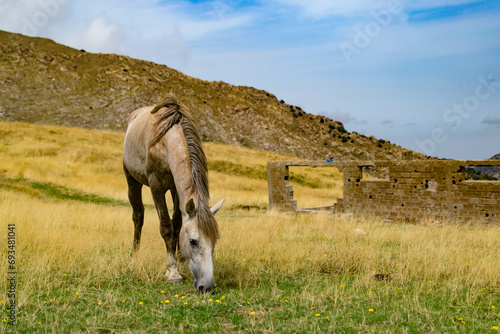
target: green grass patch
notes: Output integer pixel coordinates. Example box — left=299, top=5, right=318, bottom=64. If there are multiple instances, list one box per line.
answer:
left=4, top=269, right=499, bottom=333
left=0, top=174, right=129, bottom=207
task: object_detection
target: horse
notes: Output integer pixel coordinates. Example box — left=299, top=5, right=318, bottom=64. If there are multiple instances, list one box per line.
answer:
left=123, top=94, right=224, bottom=292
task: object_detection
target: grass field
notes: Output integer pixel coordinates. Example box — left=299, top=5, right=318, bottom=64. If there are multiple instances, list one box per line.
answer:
left=0, top=121, right=499, bottom=333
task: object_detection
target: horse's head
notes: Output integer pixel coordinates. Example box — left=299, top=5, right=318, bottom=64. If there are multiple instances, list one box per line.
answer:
left=179, top=198, right=224, bottom=292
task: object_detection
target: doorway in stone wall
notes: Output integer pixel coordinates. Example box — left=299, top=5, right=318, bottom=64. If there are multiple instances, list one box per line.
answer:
left=288, top=166, right=344, bottom=210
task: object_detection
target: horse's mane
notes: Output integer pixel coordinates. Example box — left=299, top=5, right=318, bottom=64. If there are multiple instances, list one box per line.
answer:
left=149, top=94, right=219, bottom=242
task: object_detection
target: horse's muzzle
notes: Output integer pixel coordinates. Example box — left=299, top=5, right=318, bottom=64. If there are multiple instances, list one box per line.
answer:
left=194, top=280, right=215, bottom=293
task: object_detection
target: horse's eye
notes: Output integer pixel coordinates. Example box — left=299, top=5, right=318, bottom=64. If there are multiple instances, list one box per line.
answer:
left=189, top=239, right=199, bottom=247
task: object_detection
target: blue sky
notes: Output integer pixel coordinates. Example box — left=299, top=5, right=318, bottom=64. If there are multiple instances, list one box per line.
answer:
left=1, top=0, right=499, bottom=159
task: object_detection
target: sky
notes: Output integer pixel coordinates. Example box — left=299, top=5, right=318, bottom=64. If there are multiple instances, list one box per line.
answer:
left=0, top=0, right=499, bottom=159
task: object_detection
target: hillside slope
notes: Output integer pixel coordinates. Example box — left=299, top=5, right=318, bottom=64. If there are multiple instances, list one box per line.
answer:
left=477, top=154, right=500, bottom=179
left=0, top=30, right=424, bottom=160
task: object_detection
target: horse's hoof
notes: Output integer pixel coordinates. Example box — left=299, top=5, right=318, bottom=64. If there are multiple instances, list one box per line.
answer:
left=165, top=269, right=183, bottom=284
left=167, top=278, right=184, bottom=285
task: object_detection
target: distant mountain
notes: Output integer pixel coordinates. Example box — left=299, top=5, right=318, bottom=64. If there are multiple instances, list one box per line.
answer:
left=477, top=154, right=500, bottom=180
left=0, top=30, right=425, bottom=161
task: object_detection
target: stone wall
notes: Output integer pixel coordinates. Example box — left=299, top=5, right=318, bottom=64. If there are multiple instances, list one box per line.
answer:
left=267, top=159, right=500, bottom=223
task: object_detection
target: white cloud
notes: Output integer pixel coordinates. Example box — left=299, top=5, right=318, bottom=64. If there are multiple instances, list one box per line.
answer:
left=79, top=17, right=126, bottom=54
left=0, top=0, right=255, bottom=68
left=271, top=0, right=397, bottom=19
left=150, top=25, right=191, bottom=67
left=403, top=0, right=487, bottom=11
left=271, top=0, right=487, bottom=19
left=333, top=6, right=500, bottom=67
left=0, top=0, right=71, bottom=36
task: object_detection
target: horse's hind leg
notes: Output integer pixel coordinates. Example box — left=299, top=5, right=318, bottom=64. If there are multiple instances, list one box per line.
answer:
left=150, top=184, right=183, bottom=284
left=125, top=169, right=144, bottom=257
left=171, top=190, right=182, bottom=264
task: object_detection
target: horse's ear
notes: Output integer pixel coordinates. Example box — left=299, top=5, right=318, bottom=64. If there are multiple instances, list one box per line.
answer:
left=210, top=199, right=225, bottom=215
left=186, top=198, right=196, bottom=217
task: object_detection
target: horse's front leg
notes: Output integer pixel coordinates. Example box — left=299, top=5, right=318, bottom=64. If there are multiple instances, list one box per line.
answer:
left=151, top=186, right=183, bottom=284
left=170, top=190, right=183, bottom=270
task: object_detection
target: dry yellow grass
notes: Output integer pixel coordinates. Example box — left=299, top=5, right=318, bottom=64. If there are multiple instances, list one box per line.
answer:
left=1, top=189, right=499, bottom=305
left=0, top=121, right=339, bottom=209
left=0, top=121, right=127, bottom=200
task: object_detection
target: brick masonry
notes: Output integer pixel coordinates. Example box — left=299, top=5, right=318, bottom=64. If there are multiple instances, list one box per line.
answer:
left=267, top=158, right=500, bottom=223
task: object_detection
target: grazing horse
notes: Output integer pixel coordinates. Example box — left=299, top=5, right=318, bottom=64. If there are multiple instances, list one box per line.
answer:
left=123, top=94, right=224, bottom=292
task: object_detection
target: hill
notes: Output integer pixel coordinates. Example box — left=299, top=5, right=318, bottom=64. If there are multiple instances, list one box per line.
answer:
left=477, top=154, right=500, bottom=180
left=0, top=30, right=425, bottom=160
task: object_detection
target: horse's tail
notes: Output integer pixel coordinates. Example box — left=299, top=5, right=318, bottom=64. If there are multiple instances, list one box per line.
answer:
left=149, top=94, right=196, bottom=148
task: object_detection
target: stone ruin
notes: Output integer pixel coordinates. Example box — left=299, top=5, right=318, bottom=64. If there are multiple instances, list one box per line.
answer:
left=267, top=154, right=500, bottom=223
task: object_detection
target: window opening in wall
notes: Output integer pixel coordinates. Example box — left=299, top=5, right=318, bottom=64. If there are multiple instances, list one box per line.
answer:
left=288, top=166, right=344, bottom=210
left=359, top=165, right=390, bottom=180
left=460, top=166, right=499, bottom=181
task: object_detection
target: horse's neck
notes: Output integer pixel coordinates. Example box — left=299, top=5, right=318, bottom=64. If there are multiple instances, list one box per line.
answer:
left=165, top=124, right=195, bottom=210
